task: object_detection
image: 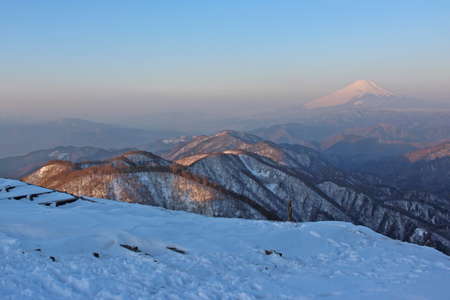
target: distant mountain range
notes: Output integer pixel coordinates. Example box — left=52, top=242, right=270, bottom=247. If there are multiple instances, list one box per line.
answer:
left=0, top=146, right=135, bottom=179
left=0, top=118, right=181, bottom=158
left=252, top=116, right=450, bottom=151
left=252, top=80, right=450, bottom=145
left=3, top=80, right=449, bottom=160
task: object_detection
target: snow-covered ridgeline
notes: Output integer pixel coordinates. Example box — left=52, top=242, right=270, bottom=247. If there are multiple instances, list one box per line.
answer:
left=1, top=179, right=449, bottom=299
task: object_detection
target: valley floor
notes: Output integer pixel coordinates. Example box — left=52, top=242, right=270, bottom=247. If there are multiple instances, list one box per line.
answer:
left=0, top=198, right=449, bottom=300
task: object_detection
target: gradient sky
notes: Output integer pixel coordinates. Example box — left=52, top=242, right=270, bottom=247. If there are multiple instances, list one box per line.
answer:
left=1, top=0, right=450, bottom=121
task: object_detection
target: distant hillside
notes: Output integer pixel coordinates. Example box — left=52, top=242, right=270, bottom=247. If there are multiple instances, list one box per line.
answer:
left=406, top=141, right=450, bottom=162
left=0, top=118, right=181, bottom=158
left=354, top=142, right=450, bottom=197
left=0, top=146, right=134, bottom=179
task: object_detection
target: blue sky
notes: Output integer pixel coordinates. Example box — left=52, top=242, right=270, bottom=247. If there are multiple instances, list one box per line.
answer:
left=1, top=0, right=450, bottom=119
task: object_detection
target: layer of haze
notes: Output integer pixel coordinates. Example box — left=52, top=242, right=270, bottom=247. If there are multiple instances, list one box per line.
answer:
left=1, top=0, right=450, bottom=123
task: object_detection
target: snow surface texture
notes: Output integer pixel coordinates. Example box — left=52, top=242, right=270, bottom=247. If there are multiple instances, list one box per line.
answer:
left=1, top=179, right=450, bottom=300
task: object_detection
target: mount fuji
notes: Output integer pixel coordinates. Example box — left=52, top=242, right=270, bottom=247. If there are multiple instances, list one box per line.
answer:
left=304, top=80, right=396, bottom=109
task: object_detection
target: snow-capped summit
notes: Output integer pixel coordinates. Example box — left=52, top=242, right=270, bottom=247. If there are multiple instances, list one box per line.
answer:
left=304, top=80, right=394, bottom=109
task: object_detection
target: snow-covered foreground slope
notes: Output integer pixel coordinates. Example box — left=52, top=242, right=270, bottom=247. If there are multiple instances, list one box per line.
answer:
left=1, top=183, right=449, bottom=299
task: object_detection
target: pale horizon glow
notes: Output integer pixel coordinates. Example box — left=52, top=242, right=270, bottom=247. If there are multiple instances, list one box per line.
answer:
left=1, top=1, right=450, bottom=122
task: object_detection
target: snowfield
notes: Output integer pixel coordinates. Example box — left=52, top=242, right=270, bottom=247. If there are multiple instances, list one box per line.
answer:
left=0, top=180, right=449, bottom=299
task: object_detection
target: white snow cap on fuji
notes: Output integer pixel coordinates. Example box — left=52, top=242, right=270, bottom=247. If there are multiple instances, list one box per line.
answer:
left=304, top=80, right=394, bottom=109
